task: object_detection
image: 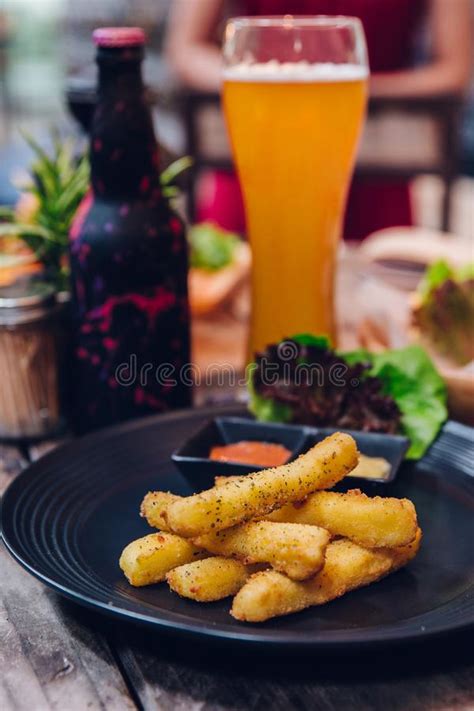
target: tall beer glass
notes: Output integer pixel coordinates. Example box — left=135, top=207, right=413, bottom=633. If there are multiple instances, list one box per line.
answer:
left=222, top=17, right=368, bottom=353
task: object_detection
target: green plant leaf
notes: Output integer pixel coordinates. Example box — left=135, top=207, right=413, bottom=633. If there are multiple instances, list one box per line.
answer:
left=0, top=222, right=61, bottom=243
left=345, top=344, right=448, bottom=459
left=160, top=156, right=193, bottom=187
left=162, top=186, right=180, bottom=199
left=55, top=172, right=89, bottom=215
left=20, top=130, right=59, bottom=190
left=247, top=368, right=293, bottom=423
left=0, top=129, right=89, bottom=280
left=340, top=348, right=373, bottom=366
left=56, top=141, right=75, bottom=183
left=246, top=334, right=447, bottom=460
left=0, top=206, right=15, bottom=220
left=417, top=260, right=453, bottom=301
left=457, top=263, right=474, bottom=280
left=290, top=333, right=331, bottom=349
left=188, top=222, right=240, bottom=271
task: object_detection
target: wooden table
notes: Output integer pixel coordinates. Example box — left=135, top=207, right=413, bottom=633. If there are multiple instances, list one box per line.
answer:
left=1, top=437, right=474, bottom=711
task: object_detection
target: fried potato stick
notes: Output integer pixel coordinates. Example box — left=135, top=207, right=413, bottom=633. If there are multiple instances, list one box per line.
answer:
left=231, top=529, right=422, bottom=622
left=141, top=491, right=179, bottom=530
left=166, top=433, right=358, bottom=537
left=194, top=521, right=330, bottom=580
left=144, top=486, right=416, bottom=549
left=264, top=489, right=418, bottom=548
left=119, top=532, right=206, bottom=587
left=215, top=478, right=418, bottom=548
left=214, top=475, right=244, bottom=487
left=167, top=557, right=259, bottom=601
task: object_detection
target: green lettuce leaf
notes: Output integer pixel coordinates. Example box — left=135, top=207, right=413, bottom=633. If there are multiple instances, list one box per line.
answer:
left=188, top=222, right=240, bottom=271
left=291, top=333, right=332, bottom=349
left=339, top=348, right=372, bottom=366
left=417, top=260, right=453, bottom=301
left=343, top=344, right=448, bottom=459
left=457, top=263, right=474, bottom=280
left=248, top=334, right=330, bottom=419
left=414, top=260, right=474, bottom=365
left=248, top=333, right=447, bottom=459
left=247, top=368, right=292, bottom=423
left=417, top=259, right=474, bottom=302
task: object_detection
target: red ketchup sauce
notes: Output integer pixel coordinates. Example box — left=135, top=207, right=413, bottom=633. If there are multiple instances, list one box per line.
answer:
left=209, top=441, right=291, bottom=467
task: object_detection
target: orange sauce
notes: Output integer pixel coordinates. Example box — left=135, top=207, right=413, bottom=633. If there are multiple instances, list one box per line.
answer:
left=209, top=441, right=291, bottom=467
left=348, top=454, right=391, bottom=480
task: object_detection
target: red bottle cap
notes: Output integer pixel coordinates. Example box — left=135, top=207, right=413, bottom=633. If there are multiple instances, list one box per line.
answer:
left=93, top=27, right=146, bottom=47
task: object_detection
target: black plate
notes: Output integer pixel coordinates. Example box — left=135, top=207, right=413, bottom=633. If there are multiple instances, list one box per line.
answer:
left=1, top=406, right=473, bottom=653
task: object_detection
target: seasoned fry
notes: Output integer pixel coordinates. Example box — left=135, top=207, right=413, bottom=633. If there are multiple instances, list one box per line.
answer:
left=166, top=433, right=359, bottom=537
left=194, top=521, right=330, bottom=580
left=215, top=480, right=418, bottom=548
left=140, top=491, right=178, bottom=531
left=123, top=433, right=421, bottom=622
left=144, top=486, right=416, bottom=549
left=231, top=529, right=422, bottom=622
left=265, top=489, right=418, bottom=548
left=166, top=557, right=259, bottom=601
left=119, top=532, right=206, bottom=587
left=215, top=475, right=242, bottom=487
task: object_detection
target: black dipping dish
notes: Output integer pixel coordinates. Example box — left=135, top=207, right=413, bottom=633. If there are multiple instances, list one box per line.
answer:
left=172, top=416, right=410, bottom=492
left=172, top=417, right=308, bottom=490
left=304, top=427, right=410, bottom=491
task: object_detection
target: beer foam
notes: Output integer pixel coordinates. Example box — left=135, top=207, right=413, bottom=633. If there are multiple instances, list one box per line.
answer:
left=223, top=61, right=368, bottom=82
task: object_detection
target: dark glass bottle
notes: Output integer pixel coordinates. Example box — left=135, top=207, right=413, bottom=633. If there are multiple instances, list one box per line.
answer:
left=69, top=27, right=190, bottom=434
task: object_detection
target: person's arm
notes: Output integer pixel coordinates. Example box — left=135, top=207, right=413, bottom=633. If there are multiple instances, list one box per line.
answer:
left=370, top=0, right=472, bottom=98
left=165, top=0, right=224, bottom=92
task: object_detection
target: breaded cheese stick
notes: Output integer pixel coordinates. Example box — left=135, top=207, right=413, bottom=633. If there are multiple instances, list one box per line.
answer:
left=140, top=491, right=178, bottom=531
left=215, top=475, right=243, bottom=487
left=145, top=486, right=416, bottom=549
left=215, top=479, right=417, bottom=548
left=166, top=433, right=358, bottom=537
left=194, top=521, right=330, bottom=580
left=231, top=529, right=422, bottom=622
left=119, top=532, right=207, bottom=587
left=265, top=489, right=418, bottom=548
left=167, top=557, right=259, bottom=601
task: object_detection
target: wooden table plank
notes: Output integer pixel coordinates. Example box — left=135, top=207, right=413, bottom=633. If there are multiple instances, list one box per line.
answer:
left=0, top=444, right=27, bottom=494
left=0, top=444, right=136, bottom=711
left=111, top=632, right=474, bottom=711
left=0, top=593, right=51, bottom=711
left=0, top=544, right=136, bottom=711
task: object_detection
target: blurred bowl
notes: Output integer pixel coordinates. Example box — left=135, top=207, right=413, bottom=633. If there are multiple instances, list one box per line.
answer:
left=359, top=227, right=472, bottom=275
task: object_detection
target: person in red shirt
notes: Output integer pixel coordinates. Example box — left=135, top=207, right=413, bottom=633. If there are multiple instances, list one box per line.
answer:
left=166, top=0, right=471, bottom=239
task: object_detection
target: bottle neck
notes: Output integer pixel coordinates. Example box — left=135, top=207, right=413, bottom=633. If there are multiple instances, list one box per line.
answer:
left=98, top=50, right=144, bottom=99
left=90, top=46, right=161, bottom=200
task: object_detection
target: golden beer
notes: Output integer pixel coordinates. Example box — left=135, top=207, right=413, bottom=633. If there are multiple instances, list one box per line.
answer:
left=223, top=63, right=367, bottom=353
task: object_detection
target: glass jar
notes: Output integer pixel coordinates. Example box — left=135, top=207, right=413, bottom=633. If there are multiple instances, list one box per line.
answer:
left=0, top=281, right=63, bottom=439
left=336, top=245, right=413, bottom=352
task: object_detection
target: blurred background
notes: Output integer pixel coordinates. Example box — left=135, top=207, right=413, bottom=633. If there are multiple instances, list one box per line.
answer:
left=0, top=0, right=472, bottom=234
left=0, top=0, right=472, bottom=426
